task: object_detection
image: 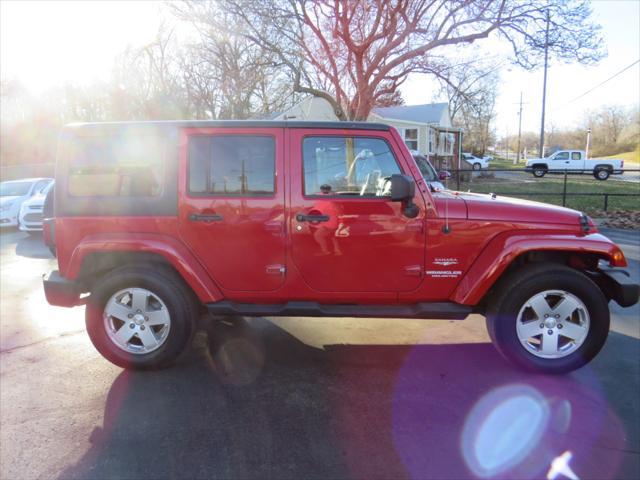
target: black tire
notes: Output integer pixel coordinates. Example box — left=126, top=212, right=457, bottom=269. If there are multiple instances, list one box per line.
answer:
left=86, top=264, right=199, bottom=370
left=486, top=263, right=609, bottom=374
left=473, top=162, right=481, bottom=171
left=594, top=168, right=610, bottom=181
left=532, top=167, right=547, bottom=178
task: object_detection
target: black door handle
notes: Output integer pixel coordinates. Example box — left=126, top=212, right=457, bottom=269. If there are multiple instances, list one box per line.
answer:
left=296, top=213, right=330, bottom=223
left=189, top=213, right=223, bottom=223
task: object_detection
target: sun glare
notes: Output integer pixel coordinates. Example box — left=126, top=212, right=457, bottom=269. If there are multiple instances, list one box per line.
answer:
left=1, top=0, right=162, bottom=92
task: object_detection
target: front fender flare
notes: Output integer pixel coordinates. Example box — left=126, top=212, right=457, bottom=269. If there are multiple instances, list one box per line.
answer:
left=451, top=232, right=626, bottom=305
left=66, top=233, right=223, bottom=303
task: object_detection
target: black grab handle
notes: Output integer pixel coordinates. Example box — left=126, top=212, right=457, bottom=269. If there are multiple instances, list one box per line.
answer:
left=296, top=214, right=330, bottom=223
left=189, top=213, right=223, bottom=223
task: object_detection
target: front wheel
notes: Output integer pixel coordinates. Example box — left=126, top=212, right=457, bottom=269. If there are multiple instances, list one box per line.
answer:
left=473, top=162, right=481, bottom=171
left=86, top=265, right=198, bottom=370
left=486, top=263, right=609, bottom=374
left=532, top=167, right=547, bottom=178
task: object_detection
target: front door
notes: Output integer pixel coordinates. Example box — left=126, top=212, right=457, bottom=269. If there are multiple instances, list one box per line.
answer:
left=288, top=129, right=425, bottom=293
left=178, top=128, right=286, bottom=292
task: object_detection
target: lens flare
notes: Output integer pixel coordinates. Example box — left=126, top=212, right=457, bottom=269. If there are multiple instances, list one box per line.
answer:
left=461, top=384, right=550, bottom=478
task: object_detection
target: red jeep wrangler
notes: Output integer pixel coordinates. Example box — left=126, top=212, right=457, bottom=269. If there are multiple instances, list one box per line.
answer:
left=42, top=121, right=638, bottom=373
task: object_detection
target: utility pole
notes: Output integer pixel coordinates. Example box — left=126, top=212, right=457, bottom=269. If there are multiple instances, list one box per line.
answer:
left=538, top=9, right=550, bottom=158
left=585, top=128, right=592, bottom=160
left=516, top=92, right=524, bottom=164
left=505, top=125, right=509, bottom=161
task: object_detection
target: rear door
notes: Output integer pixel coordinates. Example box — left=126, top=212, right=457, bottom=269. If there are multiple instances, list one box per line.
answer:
left=288, top=129, right=425, bottom=293
left=178, top=128, right=286, bottom=292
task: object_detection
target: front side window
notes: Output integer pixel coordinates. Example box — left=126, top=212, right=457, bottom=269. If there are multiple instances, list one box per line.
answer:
left=303, top=136, right=401, bottom=197
left=404, top=128, right=418, bottom=151
left=68, top=134, right=164, bottom=197
left=188, top=135, right=275, bottom=196
left=554, top=152, right=569, bottom=160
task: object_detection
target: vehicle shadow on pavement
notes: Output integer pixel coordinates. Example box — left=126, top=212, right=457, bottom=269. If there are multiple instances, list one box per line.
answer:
left=14, top=233, right=53, bottom=259
left=58, top=318, right=638, bottom=480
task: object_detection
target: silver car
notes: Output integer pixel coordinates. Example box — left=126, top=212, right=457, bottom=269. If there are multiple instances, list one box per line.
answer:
left=0, top=178, right=53, bottom=229
left=19, top=180, right=54, bottom=233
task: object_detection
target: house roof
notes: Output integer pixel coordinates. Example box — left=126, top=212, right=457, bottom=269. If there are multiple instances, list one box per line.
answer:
left=372, top=103, right=449, bottom=124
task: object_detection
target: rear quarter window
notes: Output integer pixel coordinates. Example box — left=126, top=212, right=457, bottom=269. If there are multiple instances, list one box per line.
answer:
left=68, top=134, right=164, bottom=197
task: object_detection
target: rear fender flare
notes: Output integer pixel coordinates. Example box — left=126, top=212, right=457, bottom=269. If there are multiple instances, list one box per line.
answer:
left=66, top=233, right=223, bottom=303
left=451, top=231, right=626, bottom=305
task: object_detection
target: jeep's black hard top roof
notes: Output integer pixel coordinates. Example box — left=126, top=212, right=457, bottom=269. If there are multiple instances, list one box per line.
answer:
left=64, top=120, right=392, bottom=132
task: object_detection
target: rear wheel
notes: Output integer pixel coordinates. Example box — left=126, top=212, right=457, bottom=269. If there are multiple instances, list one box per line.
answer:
left=86, top=265, right=198, bottom=370
left=486, top=263, right=609, bottom=373
left=594, top=168, right=610, bottom=180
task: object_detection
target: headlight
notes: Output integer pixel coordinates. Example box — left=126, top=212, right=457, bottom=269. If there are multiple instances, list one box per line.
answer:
left=1, top=202, right=13, bottom=212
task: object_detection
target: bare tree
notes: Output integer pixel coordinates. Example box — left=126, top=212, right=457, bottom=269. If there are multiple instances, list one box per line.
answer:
left=432, top=55, right=501, bottom=123
left=110, top=24, right=187, bottom=120
left=170, top=5, right=296, bottom=119
left=182, top=0, right=604, bottom=121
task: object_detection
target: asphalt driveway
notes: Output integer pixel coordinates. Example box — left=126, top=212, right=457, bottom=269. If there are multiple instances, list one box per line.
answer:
left=1, top=228, right=638, bottom=480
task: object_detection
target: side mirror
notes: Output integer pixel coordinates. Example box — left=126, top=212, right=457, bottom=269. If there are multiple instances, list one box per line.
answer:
left=390, top=174, right=415, bottom=202
left=438, top=171, right=451, bottom=181
left=390, top=174, right=419, bottom=218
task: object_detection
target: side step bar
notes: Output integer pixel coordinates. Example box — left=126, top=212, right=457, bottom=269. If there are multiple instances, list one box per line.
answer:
left=206, top=301, right=472, bottom=320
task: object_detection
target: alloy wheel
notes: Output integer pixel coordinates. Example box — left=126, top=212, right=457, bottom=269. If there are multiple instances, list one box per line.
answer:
left=103, top=287, right=171, bottom=354
left=516, top=290, right=590, bottom=359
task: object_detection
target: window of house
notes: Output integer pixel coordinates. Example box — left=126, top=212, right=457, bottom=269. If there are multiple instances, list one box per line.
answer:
left=403, top=128, right=418, bottom=151
left=188, top=135, right=275, bottom=196
left=438, top=132, right=455, bottom=155
left=68, top=134, right=164, bottom=197
left=302, top=136, right=401, bottom=197
left=428, top=128, right=436, bottom=154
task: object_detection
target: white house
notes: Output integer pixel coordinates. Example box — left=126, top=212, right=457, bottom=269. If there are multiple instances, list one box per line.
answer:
left=271, top=98, right=463, bottom=171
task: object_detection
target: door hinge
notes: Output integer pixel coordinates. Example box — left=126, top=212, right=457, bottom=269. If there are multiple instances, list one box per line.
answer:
left=266, top=264, right=286, bottom=276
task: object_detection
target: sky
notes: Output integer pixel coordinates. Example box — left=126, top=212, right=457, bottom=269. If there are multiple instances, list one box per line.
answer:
left=1, top=0, right=639, bottom=134
left=403, top=0, right=640, bottom=133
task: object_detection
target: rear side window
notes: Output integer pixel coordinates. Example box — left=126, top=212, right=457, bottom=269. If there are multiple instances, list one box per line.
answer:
left=68, top=135, right=163, bottom=197
left=188, top=135, right=275, bottom=196
left=571, top=152, right=581, bottom=160
left=302, top=136, right=401, bottom=197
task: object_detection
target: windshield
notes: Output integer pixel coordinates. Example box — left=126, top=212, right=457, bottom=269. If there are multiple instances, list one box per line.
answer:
left=413, top=155, right=438, bottom=182
left=38, top=181, right=54, bottom=195
left=0, top=181, right=33, bottom=197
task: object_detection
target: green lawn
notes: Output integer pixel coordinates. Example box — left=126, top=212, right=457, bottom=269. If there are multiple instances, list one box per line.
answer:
left=486, top=155, right=525, bottom=170
left=456, top=174, right=640, bottom=212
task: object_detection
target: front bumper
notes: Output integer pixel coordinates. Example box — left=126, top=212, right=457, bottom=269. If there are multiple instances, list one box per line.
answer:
left=592, top=267, right=640, bottom=308
left=43, top=271, right=83, bottom=307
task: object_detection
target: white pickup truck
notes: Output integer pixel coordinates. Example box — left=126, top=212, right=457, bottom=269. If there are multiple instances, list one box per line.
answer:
left=525, top=150, right=624, bottom=180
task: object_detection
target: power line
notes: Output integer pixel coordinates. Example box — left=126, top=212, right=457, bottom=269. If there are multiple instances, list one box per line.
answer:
left=567, top=59, right=640, bottom=104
